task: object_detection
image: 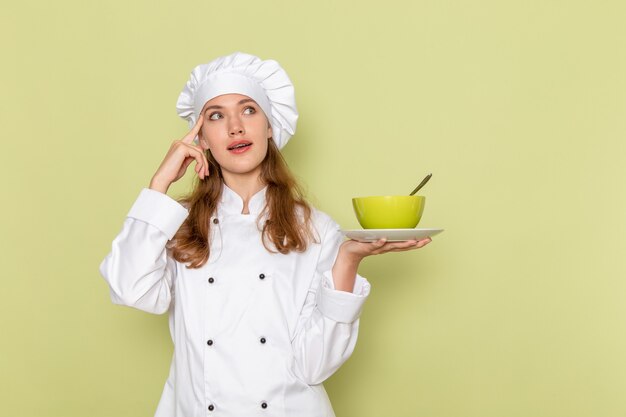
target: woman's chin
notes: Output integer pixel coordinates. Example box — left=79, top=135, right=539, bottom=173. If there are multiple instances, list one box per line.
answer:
left=213, top=153, right=266, bottom=176
left=219, top=163, right=263, bottom=178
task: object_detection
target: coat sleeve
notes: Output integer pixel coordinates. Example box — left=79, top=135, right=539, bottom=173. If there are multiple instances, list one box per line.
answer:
left=98, top=188, right=189, bottom=315
left=290, top=215, right=372, bottom=385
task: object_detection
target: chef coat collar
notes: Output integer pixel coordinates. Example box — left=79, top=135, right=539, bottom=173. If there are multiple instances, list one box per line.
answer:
left=220, top=182, right=268, bottom=216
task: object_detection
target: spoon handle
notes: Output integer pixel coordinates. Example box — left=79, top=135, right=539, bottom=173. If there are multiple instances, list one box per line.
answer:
left=410, top=173, right=432, bottom=196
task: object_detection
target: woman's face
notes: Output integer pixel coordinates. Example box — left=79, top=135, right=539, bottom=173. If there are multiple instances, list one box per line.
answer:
left=197, top=93, right=272, bottom=180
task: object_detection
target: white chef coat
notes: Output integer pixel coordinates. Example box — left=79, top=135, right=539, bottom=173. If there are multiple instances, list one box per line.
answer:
left=99, top=183, right=371, bottom=417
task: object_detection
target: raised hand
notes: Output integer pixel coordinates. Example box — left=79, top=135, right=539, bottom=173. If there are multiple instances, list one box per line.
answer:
left=341, top=237, right=432, bottom=260
left=149, top=117, right=210, bottom=194
left=331, top=237, right=433, bottom=292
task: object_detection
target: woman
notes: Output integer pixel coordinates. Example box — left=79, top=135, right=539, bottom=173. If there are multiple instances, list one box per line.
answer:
left=99, top=52, right=432, bottom=417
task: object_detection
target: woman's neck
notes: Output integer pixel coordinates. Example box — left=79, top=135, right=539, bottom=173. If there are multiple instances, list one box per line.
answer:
left=222, top=172, right=266, bottom=215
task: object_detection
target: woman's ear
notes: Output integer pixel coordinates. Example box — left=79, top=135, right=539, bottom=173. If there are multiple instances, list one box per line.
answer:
left=267, top=125, right=273, bottom=139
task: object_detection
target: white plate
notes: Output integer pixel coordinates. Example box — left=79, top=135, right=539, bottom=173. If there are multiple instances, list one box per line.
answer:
left=340, top=228, right=444, bottom=242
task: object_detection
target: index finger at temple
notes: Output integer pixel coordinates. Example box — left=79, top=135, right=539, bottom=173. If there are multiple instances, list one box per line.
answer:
left=182, top=116, right=204, bottom=144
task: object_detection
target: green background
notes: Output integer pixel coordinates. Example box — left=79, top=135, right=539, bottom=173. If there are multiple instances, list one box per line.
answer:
left=2, top=0, right=625, bottom=416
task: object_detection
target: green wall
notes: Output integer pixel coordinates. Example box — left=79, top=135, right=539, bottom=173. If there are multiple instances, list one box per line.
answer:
left=2, top=0, right=625, bottom=416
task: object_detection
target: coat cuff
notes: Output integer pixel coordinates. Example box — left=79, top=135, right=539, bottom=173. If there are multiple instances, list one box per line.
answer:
left=126, top=188, right=189, bottom=240
left=316, top=271, right=371, bottom=323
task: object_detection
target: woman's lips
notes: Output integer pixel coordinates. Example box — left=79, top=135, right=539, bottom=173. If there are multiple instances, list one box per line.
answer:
left=228, top=143, right=252, bottom=154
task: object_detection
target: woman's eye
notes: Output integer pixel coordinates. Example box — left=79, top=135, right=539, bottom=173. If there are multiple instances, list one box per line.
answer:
left=209, top=112, right=222, bottom=120
left=243, top=106, right=256, bottom=115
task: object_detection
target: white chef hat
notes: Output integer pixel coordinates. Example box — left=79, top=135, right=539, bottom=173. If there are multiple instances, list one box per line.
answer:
left=176, top=51, right=298, bottom=150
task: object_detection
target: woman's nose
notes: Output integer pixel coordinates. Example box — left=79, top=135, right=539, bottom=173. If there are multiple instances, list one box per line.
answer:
left=228, top=119, right=245, bottom=136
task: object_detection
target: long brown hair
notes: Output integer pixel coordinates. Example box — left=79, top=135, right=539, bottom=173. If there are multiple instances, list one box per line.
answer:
left=166, top=138, right=316, bottom=269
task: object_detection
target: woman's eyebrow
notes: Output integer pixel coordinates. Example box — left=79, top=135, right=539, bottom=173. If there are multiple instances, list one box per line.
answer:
left=203, top=98, right=256, bottom=114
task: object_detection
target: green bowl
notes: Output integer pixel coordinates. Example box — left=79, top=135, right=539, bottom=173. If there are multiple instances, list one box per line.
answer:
left=352, top=195, right=425, bottom=229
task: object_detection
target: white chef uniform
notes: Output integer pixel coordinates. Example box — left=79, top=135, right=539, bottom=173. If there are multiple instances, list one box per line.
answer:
left=99, top=183, right=371, bottom=417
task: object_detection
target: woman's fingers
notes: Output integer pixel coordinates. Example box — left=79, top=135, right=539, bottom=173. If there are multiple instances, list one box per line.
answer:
left=180, top=142, right=210, bottom=179
left=197, top=145, right=209, bottom=177
left=370, top=238, right=431, bottom=254
left=371, top=238, right=387, bottom=248
left=176, top=157, right=195, bottom=180
left=178, top=117, right=209, bottom=177
left=340, top=236, right=432, bottom=259
left=176, top=143, right=205, bottom=179
left=151, top=118, right=210, bottom=188
left=388, top=240, right=431, bottom=252
left=202, top=148, right=210, bottom=177
left=181, top=116, right=204, bottom=145
left=418, top=238, right=432, bottom=246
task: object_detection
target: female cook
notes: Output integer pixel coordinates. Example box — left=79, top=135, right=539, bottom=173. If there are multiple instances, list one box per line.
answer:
left=99, top=51, right=432, bottom=417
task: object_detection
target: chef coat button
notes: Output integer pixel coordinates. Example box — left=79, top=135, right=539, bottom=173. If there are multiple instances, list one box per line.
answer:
left=212, top=218, right=219, bottom=224
left=207, top=339, right=213, bottom=346
left=208, top=404, right=215, bottom=411
left=260, top=337, right=266, bottom=344
left=261, top=402, right=268, bottom=409
left=259, top=273, right=265, bottom=280
left=208, top=277, right=215, bottom=284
